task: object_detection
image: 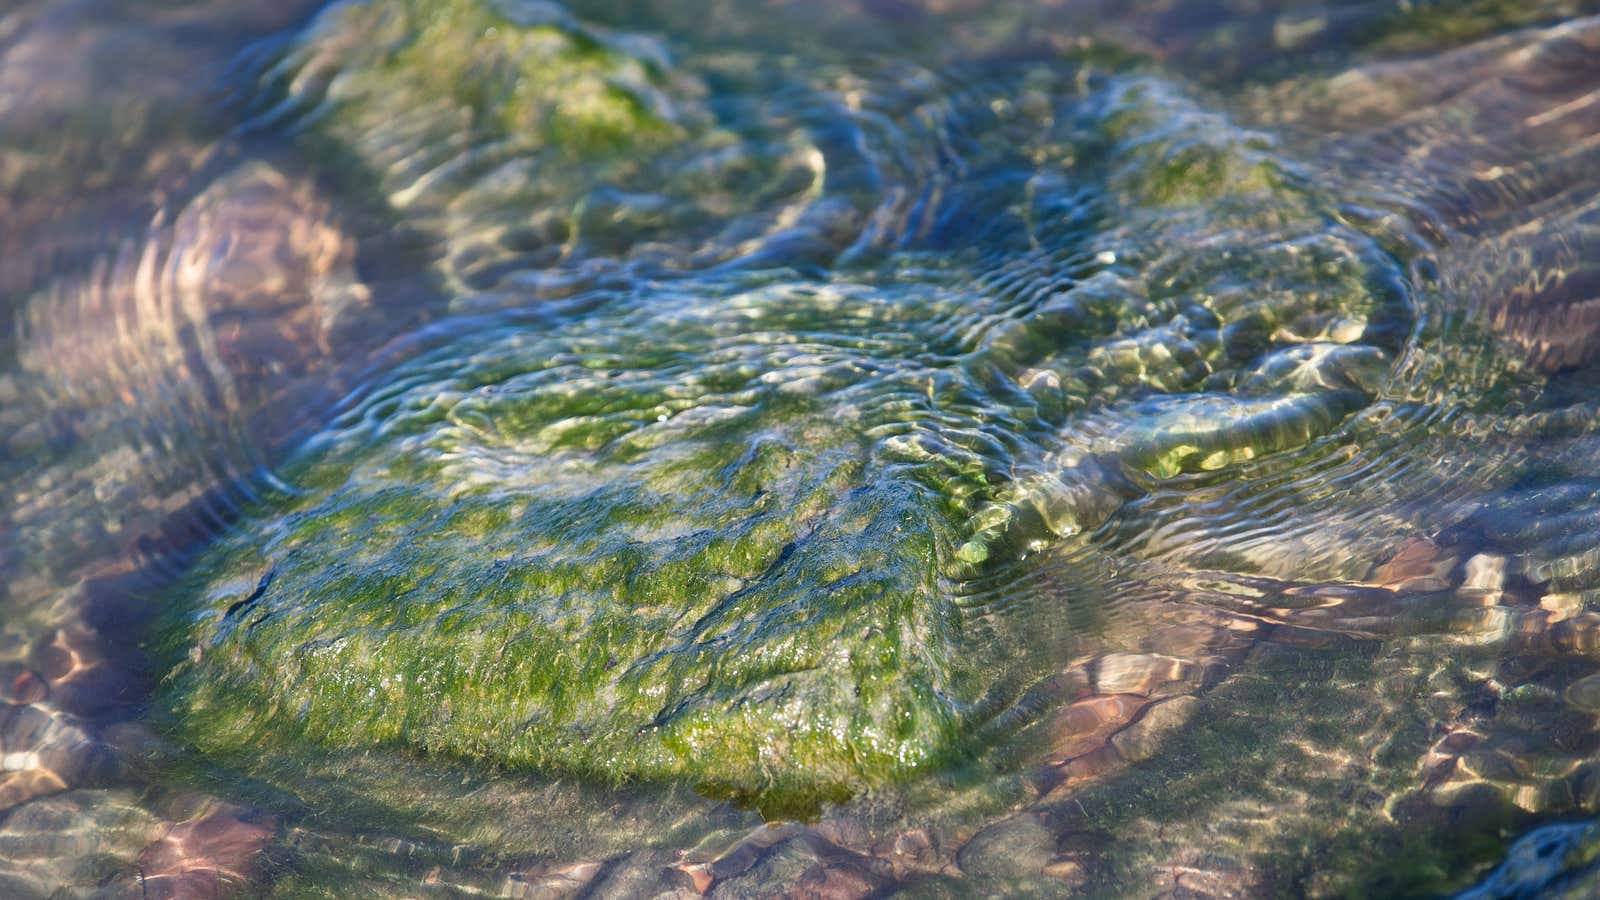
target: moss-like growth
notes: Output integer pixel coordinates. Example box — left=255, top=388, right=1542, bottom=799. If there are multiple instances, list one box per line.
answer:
left=281, top=0, right=682, bottom=157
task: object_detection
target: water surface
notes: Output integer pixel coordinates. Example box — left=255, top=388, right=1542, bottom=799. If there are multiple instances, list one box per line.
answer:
left=6, top=1, right=1600, bottom=896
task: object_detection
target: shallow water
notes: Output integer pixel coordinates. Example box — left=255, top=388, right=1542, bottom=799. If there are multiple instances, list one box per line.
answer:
left=6, top=1, right=1600, bottom=896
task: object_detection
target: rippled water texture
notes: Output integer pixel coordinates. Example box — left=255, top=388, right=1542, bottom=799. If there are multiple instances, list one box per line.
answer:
left=8, top=0, right=1600, bottom=896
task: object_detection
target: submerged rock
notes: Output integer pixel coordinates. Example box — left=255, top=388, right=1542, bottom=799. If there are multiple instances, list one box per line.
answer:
left=249, top=0, right=806, bottom=284
left=154, top=41, right=1424, bottom=804
left=158, top=278, right=985, bottom=798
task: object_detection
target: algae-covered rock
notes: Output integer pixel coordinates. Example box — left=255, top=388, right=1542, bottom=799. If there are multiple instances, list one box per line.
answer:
left=156, top=63, right=1427, bottom=807
left=158, top=281, right=987, bottom=801
left=271, top=0, right=685, bottom=156
left=252, top=0, right=718, bottom=285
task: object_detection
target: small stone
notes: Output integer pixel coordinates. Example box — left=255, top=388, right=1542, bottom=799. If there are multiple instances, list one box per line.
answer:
left=1043, top=858, right=1087, bottom=887
left=957, top=814, right=1056, bottom=882
left=1542, top=593, right=1585, bottom=620
left=0, top=666, right=47, bottom=705
left=1459, top=746, right=1528, bottom=782
left=586, top=850, right=700, bottom=899
left=1043, top=694, right=1145, bottom=762
left=101, top=721, right=176, bottom=771
left=708, top=833, right=889, bottom=899
left=1564, top=673, right=1600, bottom=713
left=133, top=807, right=276, bottom=897
left=504, top=860, right=604, bottom=899
left=1461, top=553, right=1508, bottom=594
left=1111, top=695, right=1199, bottom=763
left=1060, top=745, right=1124, bottom=784
left=1094, top=652, right=1192, bottom=695
left=698, top=825, right=806, bottom=882
left=1144, top=623, right=1225, bottom=658
left=872, top=828, right=941, bottom=877
left=1369, top=537, right=1456, bottom=591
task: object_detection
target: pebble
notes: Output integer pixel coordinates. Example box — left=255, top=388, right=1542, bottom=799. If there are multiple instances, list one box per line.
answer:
left=1369, top=538, right=1456, bottom=592
left=1564, top=673, right=1600, bottom=713
left=1044, top=694, right=1145, bottom=762
left=1111, top=695, right=1199, bottom=763
left=1460, top=553, right=1508, bottom=595
left=1094, top=652, right=1192, bottom=696
left=503, top=860, right=604, bottom=899
left=588, top=850, right=701, bottom=899
left=956, top=814, right=1056, bottom=882
left=129, top=806, right=277, bottom=897
left=709, top=832, right=889, bottom=899
left=0, top=666, right=47, bottom=705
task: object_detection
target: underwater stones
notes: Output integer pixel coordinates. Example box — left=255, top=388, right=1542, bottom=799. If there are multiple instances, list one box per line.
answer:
left=130, top=805, right=277, bottom=899
left=158, top=283, right=1000, bottom=799
left=1092, top=76, right=1286, bottom=208
left=707, top=832, right=891, bottom=900
left=868, top=827, right=946, bottom=881
left=584, top=850, right=702, bottom=899
left=670, top=823, right=892, bottom=897
left=146, top=10, right=1468, bottom=855
left=0, top=788, right=166, bottom=898
left=506, top=860, right=606, bottom=898
left=1041, top=694, right=1144, bottom=765
left=1369, top=538, right=1458, bottom=593
left=0, top=703, right=110, bottom=812
left=253, top=0, right=723, bottom=283
left=958, top=386, right=1370, bottom=566
left=1110, top=695, right=1198, bottom=763
left=1092, top=652, right=1193, bottom=697
left=0, top=665, right=45, bottom=706
left=1462, top=553, right=1510, bottom=597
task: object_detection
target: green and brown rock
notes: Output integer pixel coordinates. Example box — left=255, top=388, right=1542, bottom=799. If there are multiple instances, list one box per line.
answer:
left=151, top=55, right=1427, bottom=811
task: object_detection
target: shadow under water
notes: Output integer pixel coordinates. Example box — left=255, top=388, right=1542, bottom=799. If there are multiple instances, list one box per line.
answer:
left=6, top=0, right=1600, bottom=896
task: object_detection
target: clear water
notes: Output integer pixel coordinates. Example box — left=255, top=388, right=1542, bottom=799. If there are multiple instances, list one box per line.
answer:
left=6, top=1, right=1600, bottom=896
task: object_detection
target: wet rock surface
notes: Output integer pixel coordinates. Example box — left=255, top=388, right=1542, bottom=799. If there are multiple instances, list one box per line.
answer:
left=4, top=0, right=1600, bottom=897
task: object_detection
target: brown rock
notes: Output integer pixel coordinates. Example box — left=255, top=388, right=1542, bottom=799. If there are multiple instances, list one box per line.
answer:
left=1111, top=695, right=1200, bottom=763
left=504, top=860, right=604, bottom=899
left=1369, top=537, right=1456, bottom=591
left=957, top=814, right=1056, bottom=882
left=1094, top=652, right=1193, bottom=696
left=1043, top=694, right=1146, bottom=763
left=708, top=832, right=890, bottom=899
